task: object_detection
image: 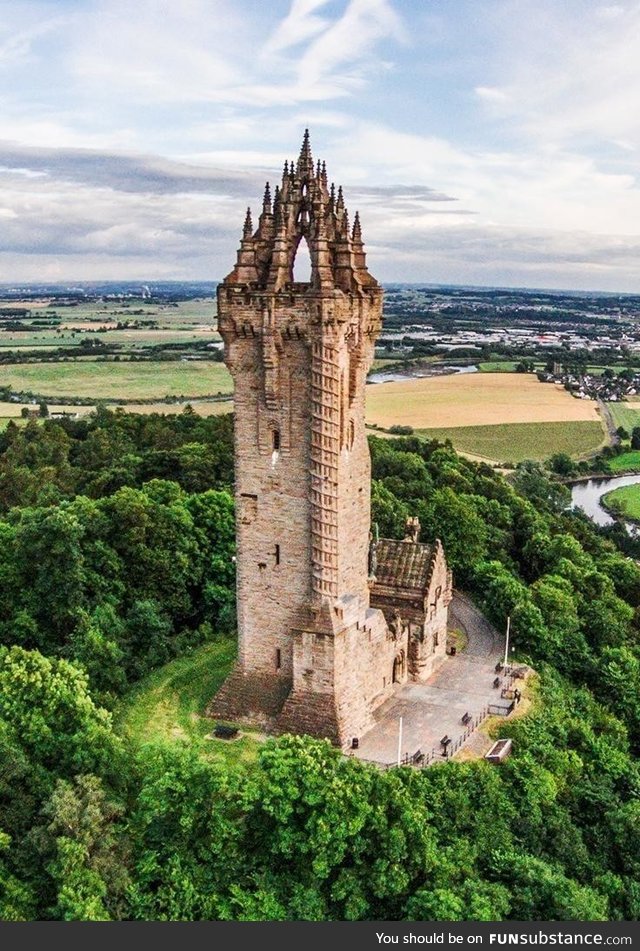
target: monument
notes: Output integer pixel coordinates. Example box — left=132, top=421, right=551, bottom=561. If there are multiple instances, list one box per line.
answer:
left=209, top=131, right=452, bottom=748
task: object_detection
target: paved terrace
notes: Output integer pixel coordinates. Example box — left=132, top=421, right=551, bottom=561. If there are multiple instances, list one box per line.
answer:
left=353, top=592, right=511, bottom=766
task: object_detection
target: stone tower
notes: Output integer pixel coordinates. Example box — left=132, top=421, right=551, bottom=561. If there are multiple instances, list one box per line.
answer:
left=209, top=131, right=451, bottom=747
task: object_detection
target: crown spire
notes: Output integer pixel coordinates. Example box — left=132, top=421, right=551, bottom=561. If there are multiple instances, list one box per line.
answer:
left=297, top=128, right=313, bottom=173
left=222, top=131, right=379, bottom=293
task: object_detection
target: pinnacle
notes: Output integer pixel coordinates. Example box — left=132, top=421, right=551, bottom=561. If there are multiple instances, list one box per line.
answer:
left=352, top=211, right=362, bottom=241
left=297, top=128, right=314, bottom=175
left=243, top=207, right=253, bottom=237
left=262, top=182, right=272, bottom=211
left=299, top=127, right=311, bottom=158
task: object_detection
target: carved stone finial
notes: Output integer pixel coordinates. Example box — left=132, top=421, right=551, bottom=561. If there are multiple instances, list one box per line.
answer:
left=243, top=207, right=253, bottom=238
left=352, top=210, right=362, bottom=242
left=404, top=516, right=420, bottom=543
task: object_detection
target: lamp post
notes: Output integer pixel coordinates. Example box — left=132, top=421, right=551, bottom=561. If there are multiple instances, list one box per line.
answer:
left=397, top=716, right=403, bottom=767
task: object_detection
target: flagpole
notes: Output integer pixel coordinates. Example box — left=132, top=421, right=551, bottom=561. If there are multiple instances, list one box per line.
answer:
left=503, top=615, right=511, bottom=672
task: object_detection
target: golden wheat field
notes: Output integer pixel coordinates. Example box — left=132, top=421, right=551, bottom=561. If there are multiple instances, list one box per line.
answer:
left=365, top=373, right=600, bottom=429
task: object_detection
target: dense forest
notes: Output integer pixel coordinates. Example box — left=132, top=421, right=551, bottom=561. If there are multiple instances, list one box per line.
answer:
left=1, top=409, right=639, bottom=921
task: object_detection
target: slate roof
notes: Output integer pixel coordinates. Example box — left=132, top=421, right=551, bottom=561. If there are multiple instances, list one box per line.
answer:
left=374, top=538, right=435, bottom=591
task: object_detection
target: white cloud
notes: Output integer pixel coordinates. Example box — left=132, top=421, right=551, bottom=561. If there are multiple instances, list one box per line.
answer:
left=262, top=0, right=332, bottom=55
left=2, top=0, right=640, bottom=290
left=474, top=0, right=640, bottom=151
left=474, top=86, right=510, bottom=104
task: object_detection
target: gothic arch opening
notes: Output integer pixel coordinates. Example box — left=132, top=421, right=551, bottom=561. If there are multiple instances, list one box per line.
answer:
left=292, top=236, right=312, bottom=283
left=392, top=650, right=405, bottom=684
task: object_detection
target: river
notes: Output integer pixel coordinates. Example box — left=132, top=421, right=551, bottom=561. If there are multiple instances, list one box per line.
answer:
left=571, top=473, right=640, bottom=532
left=368, top=364, right=479, bottom=385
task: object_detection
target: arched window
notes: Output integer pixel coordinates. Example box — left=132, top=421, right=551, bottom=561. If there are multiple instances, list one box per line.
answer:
left=292, top=236, right=312, bottom=283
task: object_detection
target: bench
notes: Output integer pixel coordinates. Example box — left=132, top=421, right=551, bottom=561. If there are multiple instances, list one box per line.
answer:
left=461, top=712, right=471, bottom=726
left=213, top=723, right=239, bottom=740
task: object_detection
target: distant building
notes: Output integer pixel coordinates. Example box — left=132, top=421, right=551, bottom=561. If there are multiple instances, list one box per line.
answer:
left=209, top=132, right=451, bottom=748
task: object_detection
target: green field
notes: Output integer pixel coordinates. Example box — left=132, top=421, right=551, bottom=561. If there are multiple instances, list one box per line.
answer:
left=0, top=360, right=232, bottom=400
left=605, top=402, right=640, bottom=434
left=605, top=450, right=640, bottom=472
left=0, top=297, right=218, bottom=350
left=416, top=420, right=606, bottom=463
left=477, top=361, right=521, bottom=373
left=601, top=483, right=640, bottom=522
left=477, top=363, right=624, bottom=376
left=115, top=640, right=261, bottom=766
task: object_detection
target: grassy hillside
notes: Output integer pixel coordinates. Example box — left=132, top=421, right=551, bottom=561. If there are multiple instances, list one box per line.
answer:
left=115, top=639, right=261, bottom=766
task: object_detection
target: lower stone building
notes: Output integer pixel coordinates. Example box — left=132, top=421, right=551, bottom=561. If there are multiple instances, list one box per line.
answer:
left=213, top=516, right=452, bottom=749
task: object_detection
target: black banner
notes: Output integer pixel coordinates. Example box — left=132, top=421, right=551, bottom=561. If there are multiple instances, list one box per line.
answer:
left=1, top=920, right=639, bottom=951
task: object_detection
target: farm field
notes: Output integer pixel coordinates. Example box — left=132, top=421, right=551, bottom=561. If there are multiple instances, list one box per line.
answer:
left=0, top=329, right=220, bottom=349
left=115, top=639, right=261, bottom=766
left=605, top=402, right=640, bottom=434
left=601, top=483, right=640, bottom=522
left=477, top=362, right=623, bottom=376
left=0, top=297, right=218, bottom=349
left=0, top=360, right=233, bottom=400
left=477, top=361, right=521, bottom=372
left=415, top=421, right=605, bottom=464
left=0, top=398, right=233, bottom=428
left=0, top=401, right=96, bottom=418
left=365, top=373, right=601, bottom=429
left=114, top=399, right=234, bottom=416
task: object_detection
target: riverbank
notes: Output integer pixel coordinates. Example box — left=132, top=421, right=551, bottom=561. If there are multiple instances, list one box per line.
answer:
left=601, top=484, right=640, bottom=525
left=565, top=468, right=640, bottom=484
left=571, top=472, right=640, bottom=533
left=367, top=361, right=477, bottom=384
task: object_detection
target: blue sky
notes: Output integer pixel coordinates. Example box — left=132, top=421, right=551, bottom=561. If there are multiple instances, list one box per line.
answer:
left=1, top=0, right=640, bottom=290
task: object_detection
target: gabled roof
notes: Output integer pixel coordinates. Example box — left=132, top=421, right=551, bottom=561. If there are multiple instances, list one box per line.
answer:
left=373, top=538, right=436, bottom=592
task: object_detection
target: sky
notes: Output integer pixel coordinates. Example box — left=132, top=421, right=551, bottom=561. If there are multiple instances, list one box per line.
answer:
left=1, top=0, right=640, bottom=291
